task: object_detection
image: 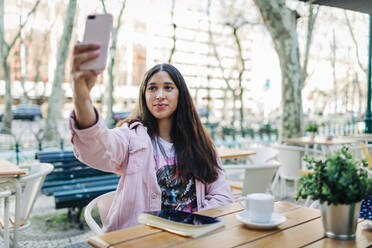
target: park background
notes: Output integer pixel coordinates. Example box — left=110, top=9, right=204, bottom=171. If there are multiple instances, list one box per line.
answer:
left=0, top=0, right=371, bottom=247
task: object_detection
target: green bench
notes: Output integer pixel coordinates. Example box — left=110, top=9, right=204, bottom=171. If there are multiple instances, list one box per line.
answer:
left=35, top=150, right=119, bottom=227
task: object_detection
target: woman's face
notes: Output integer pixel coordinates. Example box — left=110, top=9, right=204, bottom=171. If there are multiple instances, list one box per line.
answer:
left=145, top=71, right=179, bottom=121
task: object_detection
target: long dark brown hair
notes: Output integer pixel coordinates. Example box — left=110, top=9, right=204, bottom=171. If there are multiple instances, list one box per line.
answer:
left=118, top=64, right=221, bottom=183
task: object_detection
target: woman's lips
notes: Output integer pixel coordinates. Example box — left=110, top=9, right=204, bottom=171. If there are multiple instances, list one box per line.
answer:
left=155, top=104, right=167, bottom=110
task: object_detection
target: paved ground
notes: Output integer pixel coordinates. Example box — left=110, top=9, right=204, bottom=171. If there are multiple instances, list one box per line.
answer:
left=0, top=194, right=94, bottom=248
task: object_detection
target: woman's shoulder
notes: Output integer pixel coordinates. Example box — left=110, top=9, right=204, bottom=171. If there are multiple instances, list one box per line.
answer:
left=116, top=120, right=149, bottom=138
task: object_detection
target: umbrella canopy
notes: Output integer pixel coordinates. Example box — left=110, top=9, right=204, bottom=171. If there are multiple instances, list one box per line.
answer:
left=299, top=0, right=372, bottom=15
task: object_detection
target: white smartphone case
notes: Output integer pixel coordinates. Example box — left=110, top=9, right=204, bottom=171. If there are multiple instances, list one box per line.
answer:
left=80, top=14, right=113, bottom=71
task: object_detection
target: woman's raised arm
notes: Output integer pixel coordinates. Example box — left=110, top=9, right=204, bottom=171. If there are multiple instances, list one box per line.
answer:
left=71, top=42, right=101, bottom=129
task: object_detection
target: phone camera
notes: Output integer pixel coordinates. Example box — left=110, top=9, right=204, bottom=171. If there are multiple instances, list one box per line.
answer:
left=88, top=15, right=96, bottom=19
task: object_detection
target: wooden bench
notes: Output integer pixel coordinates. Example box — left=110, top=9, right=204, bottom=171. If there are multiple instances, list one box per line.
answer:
left=35, top=150, right=119, bottom=227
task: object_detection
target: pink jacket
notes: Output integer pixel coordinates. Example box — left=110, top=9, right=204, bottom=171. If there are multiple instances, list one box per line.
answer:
left=69, top=112, right=233, bottom=232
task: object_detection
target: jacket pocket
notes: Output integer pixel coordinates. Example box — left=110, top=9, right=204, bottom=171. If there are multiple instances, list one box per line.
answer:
left=126, top=139, right=148, bottom=174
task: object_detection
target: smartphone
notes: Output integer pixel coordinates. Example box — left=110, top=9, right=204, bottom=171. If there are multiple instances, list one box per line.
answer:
left=80, top=13, right=113, bottom=71
left=143, top=209, right=221, bottom=225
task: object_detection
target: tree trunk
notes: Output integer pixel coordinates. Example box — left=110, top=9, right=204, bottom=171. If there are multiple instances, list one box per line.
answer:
left=19, top=33, right=30, bottom=104
left=232, top=26, right=247, bottom=137
left=302, top=5, right=320, bottom=84
left=253, top=0, right=303, bottom=140
left=102, top=0, right=127, bottom=127
left=2, top=60, right=12, bottom=132
left=44, top=0, right=77, bottom=141
left=331, top=29, right=337, bottom=114
left=0, top=0, right=40, bottom=131
left=168, top=0, right=176, bottom=63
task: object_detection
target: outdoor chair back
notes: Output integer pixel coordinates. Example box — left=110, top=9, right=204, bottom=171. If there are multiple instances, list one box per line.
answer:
left=272, top=144, right=322, bottom=198
left=0, top=163, right=53, bottom=247
left=84, top=191, right=116, bottom=234
left=246, top=146, right=279, bottom=164
left=19, top=163, right=54, bottom=225
left=350, top=143, right=372, bottom=162
left=224, top=163, right=280, bottom=197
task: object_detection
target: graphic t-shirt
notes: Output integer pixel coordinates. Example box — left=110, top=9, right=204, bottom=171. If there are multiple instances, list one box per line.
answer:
left=153, top=137, right=197, bottom=212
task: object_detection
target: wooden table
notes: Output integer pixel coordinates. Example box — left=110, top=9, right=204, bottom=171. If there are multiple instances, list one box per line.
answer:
left=88, top=201, right=372, bottom=247
left=0, top=158, right=26, bottom=177
left=0, top=158, right=26, bottom=248
left=284, top=136, right=357, bottom=147
left=217, top=147, right=256, bottom=160
left=347, top=133, right=372, bottom=142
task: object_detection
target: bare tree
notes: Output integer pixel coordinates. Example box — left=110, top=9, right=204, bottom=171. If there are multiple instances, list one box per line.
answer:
left=344, top=12, right=367, bottom=75
left=101, top=0, right=127, bottom=127
left=253, top=0, right=303, bottom=140
left=17, top=3, right=31, bottom=104
left=168, top=0, right=176, bottom=63
left=44, top=0, right=77, bottom=140
left=344, top=12, right=366, bottom=115
left=227, top=21, right=250, bottom=136
left=207, top=0, right=248, bottom=137
left=0, top=0, right=41, bottom=132
left=330, top=28, right=337, bottom=114
left=302, top=5, right=320, bottom=85
left=206, top=0, right=234, bottom=127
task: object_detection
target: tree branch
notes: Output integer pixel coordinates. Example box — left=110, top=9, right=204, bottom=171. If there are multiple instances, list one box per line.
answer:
left=206, top=0, right=232, bottom=91
left=8, top=0, right=41, bottom=51
left=344, top=11, right=367, bottom=74
left=168, top=0, right=176, bottom=63
left=101, top=0, right=107, bottom=13
left=302, top=5, right=320, bottom=83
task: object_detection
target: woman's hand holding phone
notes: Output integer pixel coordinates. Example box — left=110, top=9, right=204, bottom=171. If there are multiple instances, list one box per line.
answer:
left=72, top=42, right=101, bottom=101
left=71, top=13, right=112, bottom=128
left=72, top=42, right=102, bottom=128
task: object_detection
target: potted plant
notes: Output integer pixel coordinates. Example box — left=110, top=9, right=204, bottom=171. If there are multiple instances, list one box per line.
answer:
left=304, top=122, right=319, bottom=139
left=296, top=146, right=372, bottom=240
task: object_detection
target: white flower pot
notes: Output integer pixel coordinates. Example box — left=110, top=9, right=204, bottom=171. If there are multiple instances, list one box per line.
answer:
left=320, top=202, right=361, bottom=240
left=310, top=132, right=316, bottom=139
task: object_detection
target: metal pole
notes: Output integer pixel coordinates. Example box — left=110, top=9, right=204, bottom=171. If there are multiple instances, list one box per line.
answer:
left=365, top=15, right=372, bottom=133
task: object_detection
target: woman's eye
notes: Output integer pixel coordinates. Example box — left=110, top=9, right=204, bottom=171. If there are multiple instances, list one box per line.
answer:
left=165, top=86, right=173, bottom=90
left=148, top=86, right=156, bottom=91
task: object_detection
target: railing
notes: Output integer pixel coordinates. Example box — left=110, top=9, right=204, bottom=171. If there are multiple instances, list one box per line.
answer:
left=0, top=115, right=366, bottom=164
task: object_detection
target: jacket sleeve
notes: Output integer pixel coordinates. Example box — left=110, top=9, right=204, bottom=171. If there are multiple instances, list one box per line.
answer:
left=69, top=109, right=131, bottom=175
left=201, top=158, right=234, bottom=210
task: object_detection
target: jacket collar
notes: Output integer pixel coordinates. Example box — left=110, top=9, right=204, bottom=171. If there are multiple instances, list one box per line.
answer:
left=128, top=121, right=143, bottom=129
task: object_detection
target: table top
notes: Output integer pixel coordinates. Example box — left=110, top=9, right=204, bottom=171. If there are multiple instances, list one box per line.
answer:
left=88, top=201, right=372, bottom=248
left=347, top=133, right=372, bottom=140
left=284, top=136, right=357, bottom=146
left=0, top=158, right=25, bottom=176
left=217, top=147, right=255, bottom=160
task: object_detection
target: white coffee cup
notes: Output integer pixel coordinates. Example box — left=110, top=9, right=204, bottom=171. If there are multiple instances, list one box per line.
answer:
left=238, top=193, right=274, bottom=223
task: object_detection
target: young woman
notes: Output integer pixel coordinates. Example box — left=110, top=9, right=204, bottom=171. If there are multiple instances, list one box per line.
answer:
left=70, top=43, right=233, bottom=232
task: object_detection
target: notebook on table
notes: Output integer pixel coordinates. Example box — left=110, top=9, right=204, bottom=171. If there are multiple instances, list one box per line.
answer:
left=138, top=209, right=225, bottom=238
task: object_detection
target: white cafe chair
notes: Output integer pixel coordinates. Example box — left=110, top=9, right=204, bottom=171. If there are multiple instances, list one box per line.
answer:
left=349, top=143, right=372, bottom=161
left=0, top=163, right=53, bottom=246
left=84, top=191, right=116, bottom=234
left=272, top=144, right=323, bottom=199
left=224, top=163, right=280, bottom=199
left=245, top=146, right=279, bottom=165
left=0, top=190, right=12, bottom=247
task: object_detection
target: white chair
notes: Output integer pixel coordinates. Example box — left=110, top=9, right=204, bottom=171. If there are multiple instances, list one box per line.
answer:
left=84, top=191, right=116, bottom=234
left=350, top=143, right=372, bottom=162
left=224, top=163, right=280, bottom=198
left=272, top=144, right=323, bottom=199
left=246, top=146, right=279, bottom=164
left=0, top=163, right=53, bottom=246
left=0, top=190, right=12, bottom=248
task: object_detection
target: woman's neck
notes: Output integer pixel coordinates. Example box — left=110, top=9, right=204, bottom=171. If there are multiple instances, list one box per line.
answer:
left=158, top=118, right=172, bottom=142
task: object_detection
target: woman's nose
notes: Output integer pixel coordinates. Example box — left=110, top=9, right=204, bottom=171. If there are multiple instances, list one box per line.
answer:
left=156, top=89, right=164, bottom=99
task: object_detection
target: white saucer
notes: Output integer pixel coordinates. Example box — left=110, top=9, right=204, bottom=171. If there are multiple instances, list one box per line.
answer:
left=236, top=211, right=287, bottom=230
